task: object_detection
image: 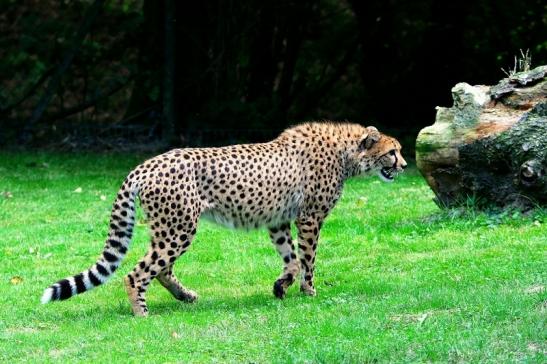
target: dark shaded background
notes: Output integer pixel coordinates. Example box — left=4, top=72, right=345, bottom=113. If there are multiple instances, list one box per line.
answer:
left=1, top=0, right=545, bottom=151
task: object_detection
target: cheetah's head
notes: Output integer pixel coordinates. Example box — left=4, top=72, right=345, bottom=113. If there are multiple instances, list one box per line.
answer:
left=352, top=126, right=407, bottom=182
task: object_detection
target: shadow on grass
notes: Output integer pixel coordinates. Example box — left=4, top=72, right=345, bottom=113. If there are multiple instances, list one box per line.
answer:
left=42, top=277, right=396, bottom=321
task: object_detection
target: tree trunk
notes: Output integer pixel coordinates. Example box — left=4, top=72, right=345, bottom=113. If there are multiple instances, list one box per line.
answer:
left=162, top=0, right=176, bottom=146
left=276, top=0, right=316, bottom=118
left=246, top=2, right=277, bottom=103
left=122, top=0, right=163, bottom=125
left=416, top=65, right=547, bottom=210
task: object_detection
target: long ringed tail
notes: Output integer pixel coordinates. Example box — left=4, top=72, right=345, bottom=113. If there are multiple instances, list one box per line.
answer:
left=41, top=177, right=138, bottom=304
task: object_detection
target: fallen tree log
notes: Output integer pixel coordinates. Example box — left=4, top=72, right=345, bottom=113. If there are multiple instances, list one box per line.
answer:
left=416, top=65, right=546, bottom=210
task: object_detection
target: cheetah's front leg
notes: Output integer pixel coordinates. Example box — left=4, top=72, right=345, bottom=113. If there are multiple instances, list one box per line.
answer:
left=268, top=223, right=300, bottom=299
left=296, top=216, right=323, bottom=296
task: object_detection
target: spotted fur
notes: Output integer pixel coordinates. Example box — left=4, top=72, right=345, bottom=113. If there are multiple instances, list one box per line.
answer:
left=41, top=122, right=407, bottom=316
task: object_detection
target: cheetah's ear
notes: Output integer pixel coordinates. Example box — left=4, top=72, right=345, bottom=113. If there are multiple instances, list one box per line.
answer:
left=359, top=126, right=380, bottom=150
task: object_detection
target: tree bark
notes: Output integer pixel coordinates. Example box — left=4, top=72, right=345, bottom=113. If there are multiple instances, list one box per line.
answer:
left=416, top=65, right=547, bottom=210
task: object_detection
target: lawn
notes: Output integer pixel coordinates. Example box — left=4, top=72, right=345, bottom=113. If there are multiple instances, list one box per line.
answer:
left=0, top=152, right=545, bottom=363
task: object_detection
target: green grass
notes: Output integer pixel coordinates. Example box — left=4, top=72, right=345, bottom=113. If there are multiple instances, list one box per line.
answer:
left=0, top=152, right=545, bottom=363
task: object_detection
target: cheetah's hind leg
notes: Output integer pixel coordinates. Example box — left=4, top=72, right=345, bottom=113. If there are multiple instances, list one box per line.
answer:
left=157, top=267, right=198, bottom=302
left=125, top=219, right=198, bottom=316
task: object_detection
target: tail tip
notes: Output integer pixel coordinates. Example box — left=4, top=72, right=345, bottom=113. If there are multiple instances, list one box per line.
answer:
left=41, top=287, right=54, bottom=304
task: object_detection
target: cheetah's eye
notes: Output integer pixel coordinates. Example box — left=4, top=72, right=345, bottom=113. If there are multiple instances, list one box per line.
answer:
left=389, top=150, right=396, bottom=156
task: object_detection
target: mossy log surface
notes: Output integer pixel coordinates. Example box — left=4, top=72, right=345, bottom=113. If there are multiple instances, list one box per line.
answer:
left=416, top=65, right=547, bottom=210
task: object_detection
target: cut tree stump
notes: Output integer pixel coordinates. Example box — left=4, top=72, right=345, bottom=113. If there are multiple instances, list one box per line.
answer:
left=416, top=65, right=547, bottom=210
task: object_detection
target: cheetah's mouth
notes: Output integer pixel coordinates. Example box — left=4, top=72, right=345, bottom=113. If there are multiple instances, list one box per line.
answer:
left=379, top=167, right=396, bottom=182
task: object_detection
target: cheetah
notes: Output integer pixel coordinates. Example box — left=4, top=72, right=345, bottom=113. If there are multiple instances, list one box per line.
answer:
left=41, top=122, right=407, bottom=316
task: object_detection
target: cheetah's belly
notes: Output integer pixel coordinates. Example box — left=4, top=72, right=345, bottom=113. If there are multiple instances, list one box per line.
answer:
left=200, top=188, right=304, bottom=229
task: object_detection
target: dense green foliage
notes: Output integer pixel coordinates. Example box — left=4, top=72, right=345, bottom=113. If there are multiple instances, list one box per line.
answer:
left=1, top=0, right=546, bottom=146
left=1, top=153, right=545, bottom=362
